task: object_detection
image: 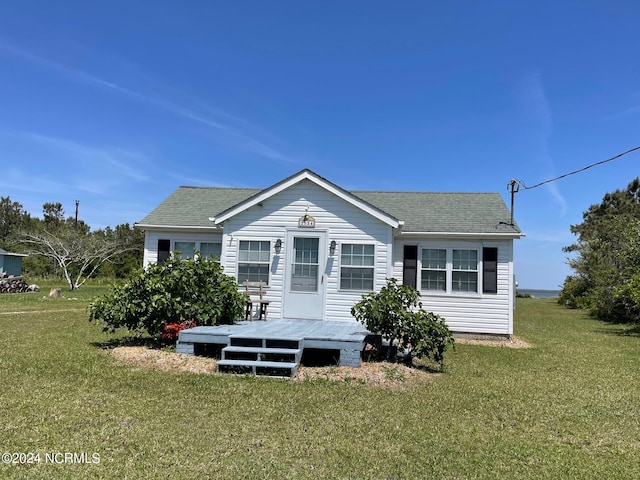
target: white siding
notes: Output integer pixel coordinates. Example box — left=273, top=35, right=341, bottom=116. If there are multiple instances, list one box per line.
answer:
left=140, top=180, right=516, bottom=334
left=221, top=179, right=393, bottom=321
left=392, top=238, right=514, bottom=335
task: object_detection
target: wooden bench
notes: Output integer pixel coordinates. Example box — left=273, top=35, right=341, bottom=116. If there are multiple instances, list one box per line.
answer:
left=242, top=281, right=270, bottom=320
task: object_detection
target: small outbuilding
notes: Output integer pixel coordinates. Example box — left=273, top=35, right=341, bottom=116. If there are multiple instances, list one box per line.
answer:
left=0, top=248, right=27, bottom=277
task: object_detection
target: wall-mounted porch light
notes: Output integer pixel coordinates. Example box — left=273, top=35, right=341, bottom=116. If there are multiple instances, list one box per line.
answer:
left=329, top=240, right=337, bottom=256
left=274, top=239, right=282, bottom=255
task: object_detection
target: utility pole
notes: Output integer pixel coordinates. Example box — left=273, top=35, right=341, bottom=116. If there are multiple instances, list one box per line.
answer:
left=507, top=180, right=520, bottom=226
left=75, top=200, right=79, bottom=229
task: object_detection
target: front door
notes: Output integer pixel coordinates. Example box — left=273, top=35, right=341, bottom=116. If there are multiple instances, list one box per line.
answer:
left=283, top=231, right=327, bottom=319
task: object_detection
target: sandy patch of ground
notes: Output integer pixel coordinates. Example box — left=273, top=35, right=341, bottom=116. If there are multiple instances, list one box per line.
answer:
left=110, top=336, right=530, bottom=387
left=112, top=346, right=217, bottom=375
left=455, top=336, right=532, bottom=349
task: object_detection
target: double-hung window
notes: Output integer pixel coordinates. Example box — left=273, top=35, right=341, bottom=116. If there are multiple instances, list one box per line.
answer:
left=238, top=240, right=270, bottom=285
left=452, top=249, right=478, bottom=293
left=340, top=244, right=375, bottom=291
left=421, top=249, right=447, bottom=291
left=419, top=247, right=487, bottom=294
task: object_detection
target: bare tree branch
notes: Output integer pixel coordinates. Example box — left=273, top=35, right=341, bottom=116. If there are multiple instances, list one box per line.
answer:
left=21, top=228, right=137, bottom=289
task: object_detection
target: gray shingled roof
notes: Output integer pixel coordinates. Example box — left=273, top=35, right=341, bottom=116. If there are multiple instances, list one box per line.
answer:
left=137, top=185, right=521, bottom=235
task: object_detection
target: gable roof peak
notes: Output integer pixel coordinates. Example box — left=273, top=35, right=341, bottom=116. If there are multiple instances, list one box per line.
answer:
left=212, top=168, right=400, bottom=228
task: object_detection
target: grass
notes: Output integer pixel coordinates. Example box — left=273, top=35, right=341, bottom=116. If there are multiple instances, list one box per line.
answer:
left=1, top=286, right=639, bottom=479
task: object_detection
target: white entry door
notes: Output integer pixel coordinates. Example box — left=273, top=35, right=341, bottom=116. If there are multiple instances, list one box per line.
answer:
left=283, top=231, right=327, bottom=319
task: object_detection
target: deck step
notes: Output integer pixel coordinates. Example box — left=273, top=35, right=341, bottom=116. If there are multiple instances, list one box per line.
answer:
left=218, top=338, right=305, bottom=377
left=222, top=346, right=302, bottom=364
left=229, top=336, right=302, bottom=349
left=217, top=359, right=299, bottom=377
left=222, top=346, right=302, bottom=355
left=222, top=346, right=302, bottom=363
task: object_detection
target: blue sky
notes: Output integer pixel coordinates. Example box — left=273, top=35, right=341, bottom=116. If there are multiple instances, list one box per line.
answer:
left=0, top=1, right=638, bottom=289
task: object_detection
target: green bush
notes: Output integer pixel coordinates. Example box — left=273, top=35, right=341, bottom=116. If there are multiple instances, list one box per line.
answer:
left=610, top=274, right=640, bottom=323
left=89, top=255, right=246, bottom=338
left=558, top=275, right=591, bottom=309
left=351, top=278, right=454, bottom=368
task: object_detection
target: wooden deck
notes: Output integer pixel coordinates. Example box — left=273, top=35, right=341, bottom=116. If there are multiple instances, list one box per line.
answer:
left=177, top=319, right=371, bottom=375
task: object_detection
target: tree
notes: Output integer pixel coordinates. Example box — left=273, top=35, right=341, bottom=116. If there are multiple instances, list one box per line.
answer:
left=95, top=224, right=144, bottom=278
left=351, top=278, right=454, bottom=368
left=21, top=226, right=137, bottom=290
left=89, top=255, right=246, bottom=339
left=559, top=178, right=640, bottom=322
left=0, top=196, right=28, bottom=250
left=42, top=202, right=65, bottom=227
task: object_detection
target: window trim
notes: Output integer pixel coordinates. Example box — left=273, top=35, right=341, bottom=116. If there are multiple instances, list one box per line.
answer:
left=237, top=239, right=272, bottom=286
left=417, top=245, right=496, bottom=297
left=339, top=242, right=376, bottom=292
left=170, top=240, right=222, bottom=262
left=199, top=241, right=222, bottom=262
left=420, top=248, right=447, bottom=292
left=174, top=241, right=197, bottom=260
left=451, top=248, right=479, bottom=293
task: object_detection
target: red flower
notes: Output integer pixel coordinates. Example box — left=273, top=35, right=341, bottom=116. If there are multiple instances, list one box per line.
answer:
left=161, top=320, right=196, bottom=342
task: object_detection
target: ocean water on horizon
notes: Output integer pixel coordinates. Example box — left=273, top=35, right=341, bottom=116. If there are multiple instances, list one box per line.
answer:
left=517, top=289, right=561, bottom=299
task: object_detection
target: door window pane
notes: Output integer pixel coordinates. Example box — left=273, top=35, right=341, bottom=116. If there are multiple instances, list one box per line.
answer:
left=291, top=237, right=319, bottom=292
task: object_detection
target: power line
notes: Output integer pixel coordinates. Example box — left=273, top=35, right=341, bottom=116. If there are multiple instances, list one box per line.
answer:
left=513, top=145, right=640, bottom=191
left=505, top=145, right=640, bottom=226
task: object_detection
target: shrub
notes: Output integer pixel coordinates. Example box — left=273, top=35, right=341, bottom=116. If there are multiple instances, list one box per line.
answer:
left=351, top=278, right=454, bottom=368
left=611, top=274, right=640, bottom=323
left=161, top=321, right=196, bottom=343
left=558, top=275, right=591, bottom=309
left=89, top=255, right=246, bottom=338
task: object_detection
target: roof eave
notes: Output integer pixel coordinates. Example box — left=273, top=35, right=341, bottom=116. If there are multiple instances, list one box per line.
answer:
left=396, top=231, right=525, bottom=239
left=134, top=223, right=221, bottom=232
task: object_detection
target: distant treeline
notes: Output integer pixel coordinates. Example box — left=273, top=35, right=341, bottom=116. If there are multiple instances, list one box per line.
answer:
left=1, top=196, right=143, bottom=281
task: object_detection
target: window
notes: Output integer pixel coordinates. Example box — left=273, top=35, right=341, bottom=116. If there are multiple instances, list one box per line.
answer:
left=238, top=240, right=270, bottom=285
left=291, top=237, right=319, bottom=292
left=482, top=247, right=498, bottom=294
left=403, top=245, right=418, bottom=288
left=421, top=248, right=447, bottom=291
left=452, top=249, right=478, bottom=293
left=157, top=239, right=170, bottom=265
left=200, top=242, right=222, bottom=261
left=340, top=244, right=375, bottom=291
left=174, top=241, right=196, bottom=260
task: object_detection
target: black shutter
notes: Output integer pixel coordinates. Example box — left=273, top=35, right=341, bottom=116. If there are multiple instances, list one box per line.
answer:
left=157, top=239, right=171, bottom=265
left=482, top=247, right=498, bottom=294
left=403, top=245, right=418, bottom=288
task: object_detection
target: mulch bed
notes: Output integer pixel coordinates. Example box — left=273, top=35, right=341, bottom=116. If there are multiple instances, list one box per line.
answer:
left=110, top=336, right=531, bottom=388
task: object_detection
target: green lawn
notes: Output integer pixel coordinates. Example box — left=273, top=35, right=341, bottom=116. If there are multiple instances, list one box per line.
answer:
left=1, top=286, right=639, bottom=479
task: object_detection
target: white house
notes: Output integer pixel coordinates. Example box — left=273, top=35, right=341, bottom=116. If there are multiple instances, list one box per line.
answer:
left=136, top=169, right=523, bottom=336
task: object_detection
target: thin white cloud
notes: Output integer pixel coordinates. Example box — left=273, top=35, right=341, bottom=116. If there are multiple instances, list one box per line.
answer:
left=518, top=70, right=567, bottom=215
left=0, top=39, right=299, bottom=165
left=545, top=182, right=567, bottom=216
left=18, top=131, right=150, bottom=184
left=520, top=71, right=553, bottom=137
left=0, top=168, right=68, bottom=194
